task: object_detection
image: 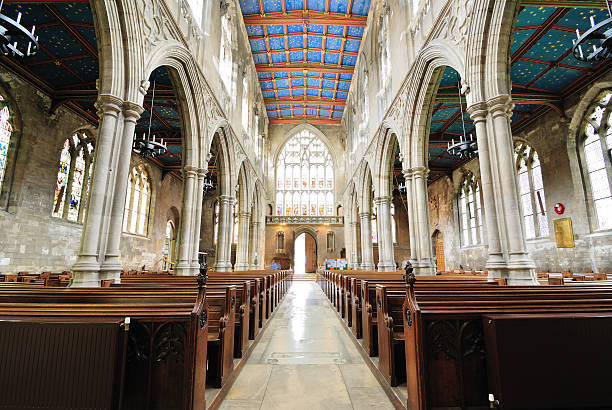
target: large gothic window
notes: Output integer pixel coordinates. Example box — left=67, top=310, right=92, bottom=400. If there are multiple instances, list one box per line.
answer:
left=458, top=172, right=483, bottom=247
left=232, top=200, right=239, bottom=244
left=242, top=77, right=249, bottom=132
left=213, top=200, right=220, bottom=244
left=219, top=12, right=233, bottom=94
left=52, top=132, right=94, bottom=223
left=275, top=130, right=334, bottom=216
left=123, top=164, right=151, bottom=236
left=515, top=142, right=549, bottom=238
left=583, top=92, right=612, bottom=230
left=0, top=96, right=13, bottom=191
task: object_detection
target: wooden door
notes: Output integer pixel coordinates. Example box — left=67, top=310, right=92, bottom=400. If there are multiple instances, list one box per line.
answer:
left=435, top=233, right=445, bottom=273
left=304, top=234, right=317, bottom=273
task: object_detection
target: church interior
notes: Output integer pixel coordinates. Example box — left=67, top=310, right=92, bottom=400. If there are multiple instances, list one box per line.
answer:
left=1, top=0, right=612, bottom=409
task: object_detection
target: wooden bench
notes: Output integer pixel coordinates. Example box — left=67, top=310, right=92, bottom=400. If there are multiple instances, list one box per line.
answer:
left=0, top=277, right=209, bottom=410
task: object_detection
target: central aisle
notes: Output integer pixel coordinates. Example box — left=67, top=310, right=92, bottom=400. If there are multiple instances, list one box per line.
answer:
left=219, top=281, right=395, bottom=410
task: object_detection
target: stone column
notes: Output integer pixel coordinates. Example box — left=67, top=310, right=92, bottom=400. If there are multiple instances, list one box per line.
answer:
left=403, top=167, right=435, bottom=275
left=468, top=103, right=504, bottom=274
left=375, top=196, right=396, bottom=272
left=234, top=211, right=251, bottom=270
left=213, top=195, right=234, bottom=272
left=349, top=221, right=360, bottom=269
left=484, top=95, right=536, bottom=284
left=248, top=220, right=260, bottom=269
left=175, top=166, right=198, bottom=275
left=72, top=95, right=123, bottom=287
left=100, top=102, right=144, bottom=281
left=189, top=168, right=206, bottom=272
left=359, top=212, right=375, bottom=270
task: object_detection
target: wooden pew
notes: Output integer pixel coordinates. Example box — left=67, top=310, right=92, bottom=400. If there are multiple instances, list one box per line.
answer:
left=402, top=276, right=612, bottom=410
left=0, top=277, right=209, bottom=410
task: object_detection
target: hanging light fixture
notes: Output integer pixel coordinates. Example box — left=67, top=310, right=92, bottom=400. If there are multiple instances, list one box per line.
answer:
left=133, top=73, right=168, bottom=159
left=0, top=0, right=39, bottom=58
left=572, top=1, right=612, bottom=63
left=203, top=171, right=214, bottom=192
left=446, top=74, right=478, bottom=160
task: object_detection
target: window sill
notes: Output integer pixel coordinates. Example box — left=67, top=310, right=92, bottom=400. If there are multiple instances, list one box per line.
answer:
left=50, top=217, right=84, bottom=228
left=122, top=232, right=150, bottom=240
left=525, top=236, right=551, bottom=244
left=459, top=244, right=486, bottom=251
left=585, top=229, right=612, bottom=239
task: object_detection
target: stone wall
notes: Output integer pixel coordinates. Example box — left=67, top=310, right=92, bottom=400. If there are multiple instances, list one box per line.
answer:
left=263, top=224, right=345, bottom=269
left=0, top=70, right=183, bottom=274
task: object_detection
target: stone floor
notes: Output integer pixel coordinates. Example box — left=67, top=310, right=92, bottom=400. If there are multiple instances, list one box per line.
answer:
left=218, top=281, right=395, bottom=410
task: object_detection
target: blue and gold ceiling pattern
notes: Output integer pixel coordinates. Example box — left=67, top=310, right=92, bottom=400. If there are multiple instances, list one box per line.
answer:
left=427, top=2, right=612, bottom=183
left=1, top=1, right=184, bottom=175
left=238, top=0, right=371, bottom=123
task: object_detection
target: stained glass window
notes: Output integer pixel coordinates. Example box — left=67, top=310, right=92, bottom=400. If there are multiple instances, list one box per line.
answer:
left=458, top=172, right=483, bottom=247
left=52, top=132, right=95, bottom=223
left=275, top=130, right=334, bottom=216
left=0, top=96, right=13, bottom=192
left=514, top=142, right=549, bottom=238
left=583, top=92, right=612, bottom=230
left=123, top=164, right=151, bottom=236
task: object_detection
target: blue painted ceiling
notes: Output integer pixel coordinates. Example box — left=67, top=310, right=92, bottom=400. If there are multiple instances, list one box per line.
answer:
left=426, top=3, right=612, bottom=184
left=238, top=0, right=370, bottom=123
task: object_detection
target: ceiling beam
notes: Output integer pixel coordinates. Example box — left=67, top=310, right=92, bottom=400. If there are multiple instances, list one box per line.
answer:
left=243, top=11, right=367, bottom=27
left=248, top=32, right=363, bottom=42
left=256, top=63, right=354, bottom=74
left=269, top=117, right=341, bottom=124
left=519, top=1, right=608, bottom=7
left=252, top=47, right=358, bottom=57
left=43, top=4, right=98, bottom=59
left=264, top=96, right=345, bottom=105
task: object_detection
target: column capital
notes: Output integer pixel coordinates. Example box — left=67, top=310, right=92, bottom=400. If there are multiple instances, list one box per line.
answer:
left=374, top=196, right=392, bottom=205
left=123, top=102, right=145, bottom=122
left=349, top=221, right=360, bottom=227
left=403, top=166, right=429, bottom=179
left=218, top=194, right=236, bottom=205
left=486, top=94, right=514, bottom=119
left=95, top=94, right=123, bottom=118
left=466, top=102, right=488, bottom=123
left=359, top=211, right=371, bottom=219
left=183, top=165, right=199, bottom=177
left=239, top=211, right=252, bottom=218
left=197, top=168, right=209, bottom=178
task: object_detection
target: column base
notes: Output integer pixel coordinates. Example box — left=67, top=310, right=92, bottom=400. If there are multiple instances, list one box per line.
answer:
left=71, top=256, right=101, bottom=287
left=412, top=259, right=436, bottom=276
left=175, top=261, right=196, bottom=276
left=100, top=256, right=123, bottom=283
left=234, top=263, right=250, bottom=271
left=213, top=262, right=232, bottom=272
left=377, top=262, right=396, bottom=272
left=360, top=263, right=376, bottom=270
left=486, top=254, right=537, bottom=285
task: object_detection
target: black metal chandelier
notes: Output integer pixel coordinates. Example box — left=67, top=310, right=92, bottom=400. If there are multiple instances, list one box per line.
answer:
left=133, top=75, right=168, bottom=159
left=572, top=1, right=612, bottom=63
left=0, top=0, right=39, bottom=58
left=446, top=75, right=478, bottom=160
left=203, top=172, right=214, bottom=192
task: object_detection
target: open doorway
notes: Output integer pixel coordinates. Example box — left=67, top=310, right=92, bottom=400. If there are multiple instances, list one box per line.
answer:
left=294, top=232, right=317, bottom=274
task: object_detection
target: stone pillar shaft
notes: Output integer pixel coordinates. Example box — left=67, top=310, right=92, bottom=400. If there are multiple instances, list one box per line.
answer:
left=375, top=196, right=395, bottom=272
left=190, top=169, right=206, bottom=272
left=248, top=220, right=260, bottom=269
left=403, top=168, right=435, bottom=275
left=72, top=95, right=123, bottom=287
left=349, top=221, right=360, bottom=269
left=100, top=102, right=144, bottom=281
left=214, top=195, right=234, bottom=272
left=359, top=212, right=375, bottom=270
left=234, top=211, right=251, bottom=270
left=175, top=166, right=197, bottom=275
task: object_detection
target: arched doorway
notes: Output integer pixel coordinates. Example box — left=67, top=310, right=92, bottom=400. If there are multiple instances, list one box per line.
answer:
left=294, top=232, right=317, bottom=274
left=432, top=230, right=445, bottom=273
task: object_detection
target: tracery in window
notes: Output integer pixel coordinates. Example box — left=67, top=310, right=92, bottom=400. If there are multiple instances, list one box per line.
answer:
left=275, top=130, right=334, bottom=216
left=52, top=132, right=94, bottom=223
left=123, top=164, right=151, bottom=236
left=378, top=9, right=391, bottom=90
left=371, top=203, right=378, bottom=243
left=583, top=92, right=612, bottom=230
left=327, top=231, right=335, bottom=252
left=0, top=96, right=13, bottom=191
left=163, top=220, right=176, bottom=270
left=276, top=231, right=285, bottom=252
left=458, top=172, right=483, bottom=247
left=515, top=142, right=549, bottom=238
left=219, top=12, right=233, bottom=94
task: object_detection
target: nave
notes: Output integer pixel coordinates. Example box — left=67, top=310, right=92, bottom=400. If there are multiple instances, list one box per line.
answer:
left=220, top=279, right=394, bottom=410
